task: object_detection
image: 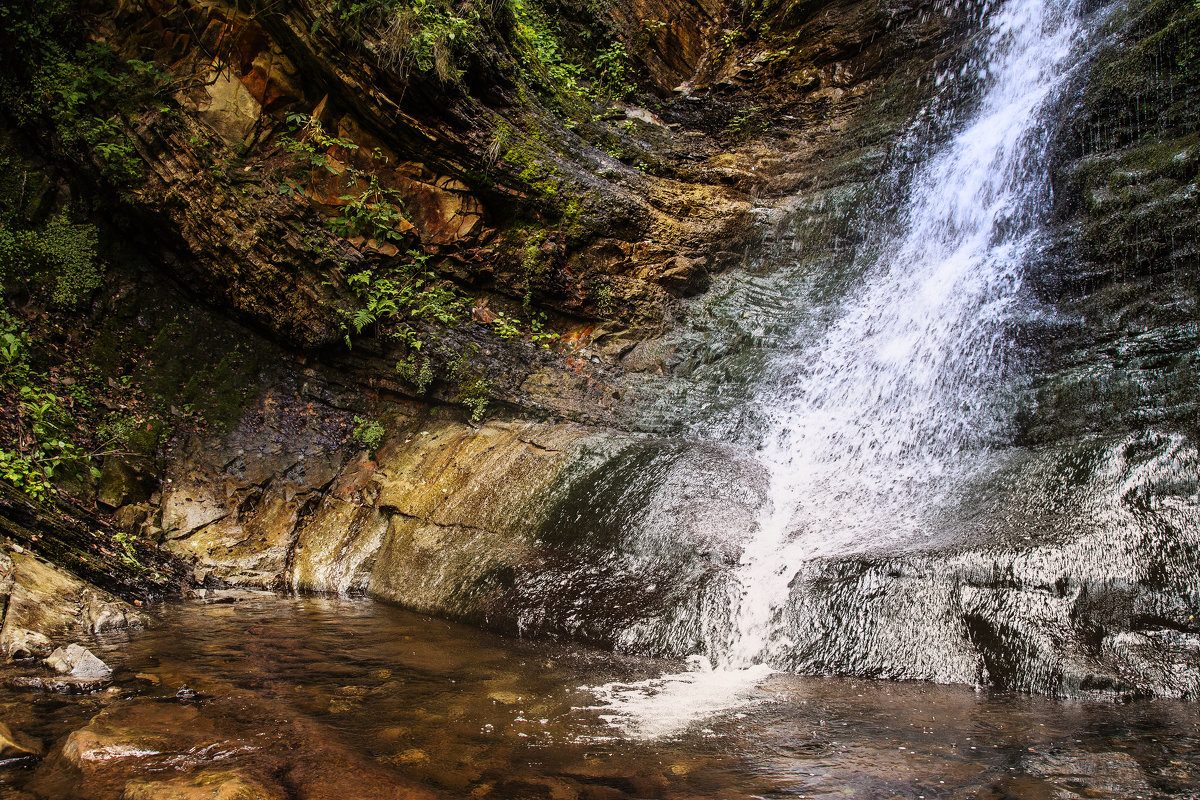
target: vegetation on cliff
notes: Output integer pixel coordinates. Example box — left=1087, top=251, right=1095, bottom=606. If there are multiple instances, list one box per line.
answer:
left=0, top=0, right=1191, bottom=671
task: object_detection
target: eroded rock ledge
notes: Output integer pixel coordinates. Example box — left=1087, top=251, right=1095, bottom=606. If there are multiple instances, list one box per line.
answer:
left=0, top=0, right=1195, bottom=703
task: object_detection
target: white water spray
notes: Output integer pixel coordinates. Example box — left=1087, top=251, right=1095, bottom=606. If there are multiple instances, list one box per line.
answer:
left=585, top=0, right=1093, bottom=736
left=724, top=0, right=1087, bottom=667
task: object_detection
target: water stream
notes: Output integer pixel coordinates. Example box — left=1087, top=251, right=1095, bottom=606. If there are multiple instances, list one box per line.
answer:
left=5, top=594, right=1200, bottom=799
left=560, top=0, right=1124, bottom=724
left=7, top=0, right=1198, bottom=794
left=723, top=0, right=1089, bottom=668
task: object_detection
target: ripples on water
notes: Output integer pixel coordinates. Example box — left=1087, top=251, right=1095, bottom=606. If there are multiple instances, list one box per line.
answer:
left=4, top=595, right=1199, bottom=799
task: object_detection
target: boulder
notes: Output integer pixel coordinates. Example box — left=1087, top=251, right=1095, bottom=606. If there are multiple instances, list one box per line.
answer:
left=2, top=628, right=53, bottom=661
left=97, top=459, right=154, bottom=510
left=114, top=503, right=153, bottom=533
left=45, top=644, right=113, bottom=681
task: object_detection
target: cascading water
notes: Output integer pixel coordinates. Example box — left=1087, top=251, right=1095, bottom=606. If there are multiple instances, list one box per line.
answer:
left=717, top=0, right=1090, bottom=669
left=587, top=0, right=1102, bottom=734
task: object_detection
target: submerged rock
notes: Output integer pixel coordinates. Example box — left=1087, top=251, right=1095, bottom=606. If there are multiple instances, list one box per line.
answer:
left=0, top=721, right=44, bottom=760
left=7, top=643, right=116, bottom=693
left=7, top=675, right=111, bottom=694
left=45, top=644, right=113, bottom=681
left=26, top=697, right=444, bottom=800
left=121, top=771, right=285, bottom=800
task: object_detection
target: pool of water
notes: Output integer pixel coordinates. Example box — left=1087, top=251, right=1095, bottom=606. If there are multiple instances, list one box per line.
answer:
left=3, top=593, right=1198, bottom=799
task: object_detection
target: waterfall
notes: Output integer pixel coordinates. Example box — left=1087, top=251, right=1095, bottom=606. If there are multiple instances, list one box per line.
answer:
left=720, top=0, right=1088, bottom=668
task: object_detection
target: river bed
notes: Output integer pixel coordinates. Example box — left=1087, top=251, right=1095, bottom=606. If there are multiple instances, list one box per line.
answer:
left=2, top=593, right=1198, bottom=799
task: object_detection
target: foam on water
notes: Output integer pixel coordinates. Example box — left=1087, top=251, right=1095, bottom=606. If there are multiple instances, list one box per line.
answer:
left=581, top=660, right=776, bottom=740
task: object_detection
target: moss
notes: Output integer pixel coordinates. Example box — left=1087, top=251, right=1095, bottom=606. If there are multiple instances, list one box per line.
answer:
left=1069, top=133, right=1199, bottom=279
left=500, top=130, right=567, bottom=199
left=1074, top=0, right=1200, bottom=153
left=143, top=319, right=266, bottom=433
left=84, top=278, right=270, bottom=439
left=0, top=143, right=105, bottom=308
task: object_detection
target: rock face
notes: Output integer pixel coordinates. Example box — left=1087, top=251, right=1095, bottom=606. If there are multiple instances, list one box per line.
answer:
left=0, top=546, right=147, bottom=662
left=0, top=0, right=1196, bottom=701
left=158, top=399, right=611, bottom=608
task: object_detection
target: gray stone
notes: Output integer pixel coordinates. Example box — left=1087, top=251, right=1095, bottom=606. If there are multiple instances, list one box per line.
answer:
left=2, top=628, right=53, bottom=661
left=45, top=644, right=112, bottom=681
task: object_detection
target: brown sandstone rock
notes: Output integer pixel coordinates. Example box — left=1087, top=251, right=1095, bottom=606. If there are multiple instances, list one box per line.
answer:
left=122, top=771, right=286, bottom=800
left=0, top=721, right=43, bottom=759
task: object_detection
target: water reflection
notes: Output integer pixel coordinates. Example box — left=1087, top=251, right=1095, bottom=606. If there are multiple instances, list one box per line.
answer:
left=3, top=594, right=1197, bottom=799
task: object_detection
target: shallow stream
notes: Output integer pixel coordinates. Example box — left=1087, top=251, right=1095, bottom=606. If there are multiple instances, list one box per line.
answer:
left=4, top=594, right=1198, bottom=799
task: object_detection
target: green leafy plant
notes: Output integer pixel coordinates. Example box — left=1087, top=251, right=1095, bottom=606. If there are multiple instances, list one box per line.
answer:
left=635, top=18, right=667, bottom=50
left=0, top=210, right=103, bottom=307
left=395, top=352, right=435, bottom=392
left=0, top=309, right=131, bottom=502
left=379, top=0, right=483, bottom=82
left=0, top=450, right=54, bottom=500
left=329, top=177, right=408, bottom=243
left=109, top=532, right=144, bottom=570
left=343, top=251, right=468, bottom=338
left=595, top=282, right=614, bottom=316
left=281, top=112, right=362, bottom=174
left=491, top=312, right=522, bottom=339
left=457, top=376, right=490, bottom=422
left=487, top=309, right=558, bottom=348
left=529, top=312, right=558, bottom=348
left=590, top=42, right=633, bottom=100
left=510, top=0, right=583, bottom=103
left=351, top=415, right=386, bottom=451
left=725, top=105, right=766, bottom=139
left=0, top=384, right=97, bottom=502
left=0, top=307, right=30, bottom=382
left=13, top=42, right=169, bottom=182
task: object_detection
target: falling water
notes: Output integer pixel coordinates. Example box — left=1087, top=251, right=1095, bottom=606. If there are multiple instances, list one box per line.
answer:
left=721, top=0, right=1089, bottom=667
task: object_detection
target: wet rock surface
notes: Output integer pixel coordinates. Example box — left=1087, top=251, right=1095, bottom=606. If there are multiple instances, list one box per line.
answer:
left=0, top=722, right=43, bottom=761
left=120, top=771, right=287, bottom=800
left=0, top=0, right=1194, bottom=724
left=0, top=546, right=147, bottom=668
left=24, top=691, right=443, bottom=800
